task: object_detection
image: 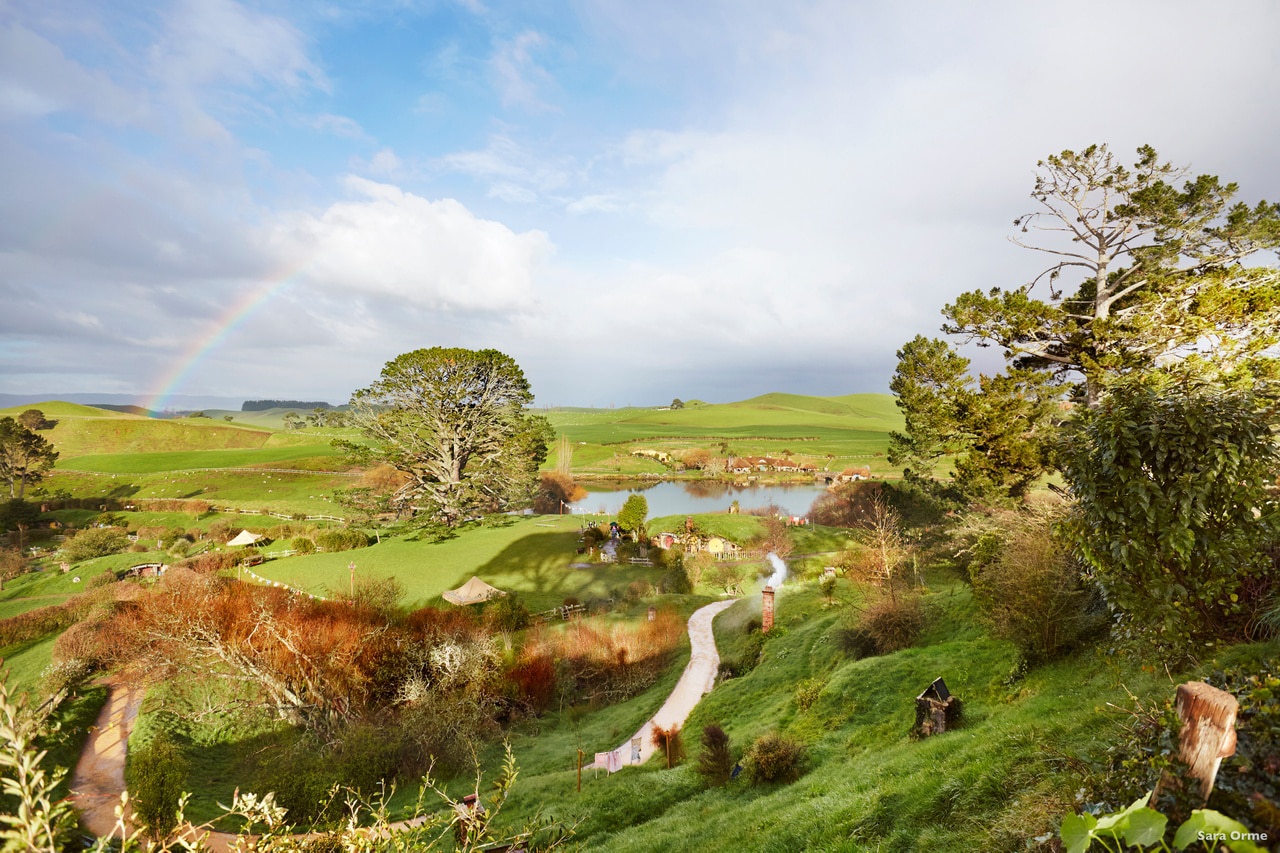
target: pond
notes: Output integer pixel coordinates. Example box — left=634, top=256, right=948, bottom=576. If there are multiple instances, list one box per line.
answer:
left=569, top=480, right=830, bottom=519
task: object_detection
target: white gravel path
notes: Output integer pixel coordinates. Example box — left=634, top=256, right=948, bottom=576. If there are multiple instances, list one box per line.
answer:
left=588, top=597, right=737, bottom=769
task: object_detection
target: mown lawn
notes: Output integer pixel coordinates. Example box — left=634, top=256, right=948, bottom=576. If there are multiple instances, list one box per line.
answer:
left=252, top=515, right=666, bottom=611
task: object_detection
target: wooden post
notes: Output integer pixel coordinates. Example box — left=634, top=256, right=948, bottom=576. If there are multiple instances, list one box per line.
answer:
left=1174, top=681, right=1239, bottom=802
left=577, top=749, right=583, bottom=792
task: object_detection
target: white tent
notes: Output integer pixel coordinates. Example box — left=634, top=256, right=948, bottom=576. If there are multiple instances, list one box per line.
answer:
left=442, top=576, right=506, bottom=606
left=227, top=530, right=264, bottom=547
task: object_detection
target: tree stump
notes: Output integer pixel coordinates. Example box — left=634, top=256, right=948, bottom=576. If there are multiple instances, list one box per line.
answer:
left=1175, top=681, right=1239, bottom=802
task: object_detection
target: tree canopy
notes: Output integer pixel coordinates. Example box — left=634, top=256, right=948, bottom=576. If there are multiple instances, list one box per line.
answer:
left=942, top=144, right=1280, bottom=405
left=0, top=417, right=58, bottom=499
left=348, top=347, right=552, bottom=525
left=617, top=494, right=649, bottom=538
left=887, top=336, right=1058, bottom=500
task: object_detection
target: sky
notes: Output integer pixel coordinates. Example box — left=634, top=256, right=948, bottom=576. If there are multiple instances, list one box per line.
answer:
left=3, top=0, right=1280, bottom=409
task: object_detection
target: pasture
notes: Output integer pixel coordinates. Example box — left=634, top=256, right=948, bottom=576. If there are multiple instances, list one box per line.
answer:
left=252, top=515, right=665, bottom=611
left=543, top=393, right=903, bottom=478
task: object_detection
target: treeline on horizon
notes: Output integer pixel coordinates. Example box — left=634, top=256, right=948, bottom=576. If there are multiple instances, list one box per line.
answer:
left=241, top=400, right=334, bottom=411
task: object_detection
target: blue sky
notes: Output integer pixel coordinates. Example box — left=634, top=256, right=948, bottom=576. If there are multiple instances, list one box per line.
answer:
left=3, top=0, right=1280, bottom=407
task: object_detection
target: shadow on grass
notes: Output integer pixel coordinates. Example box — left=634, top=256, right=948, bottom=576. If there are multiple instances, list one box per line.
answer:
left=466, top=532, right=661, bottom=612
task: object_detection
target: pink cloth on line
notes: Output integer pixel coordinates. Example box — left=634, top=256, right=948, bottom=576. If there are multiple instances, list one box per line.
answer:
left=594, top=750, right=623, bottom=772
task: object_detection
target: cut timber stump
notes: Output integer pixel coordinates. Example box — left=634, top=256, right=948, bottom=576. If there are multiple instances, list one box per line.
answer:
left=1175, top=681, right=1239, bottom=802
left=914, top=677, right=961, bottom=737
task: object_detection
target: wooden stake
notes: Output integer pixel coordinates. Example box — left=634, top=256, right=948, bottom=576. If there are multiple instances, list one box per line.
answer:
left=577, top=749, right=583, bottom=792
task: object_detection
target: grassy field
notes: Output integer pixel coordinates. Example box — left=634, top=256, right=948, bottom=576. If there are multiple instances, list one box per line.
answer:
left=543, top=393, right=902, bottom=478
left=57, top=444, right=346, bottom=474
left=484, top=572, right=1276, bottom=851
left=252, top=515, right=665, bottom=611
left=43, top=468, right=355, bottom=516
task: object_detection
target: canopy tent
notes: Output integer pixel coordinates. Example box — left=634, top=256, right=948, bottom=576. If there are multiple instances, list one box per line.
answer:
left=227, top=530, right=265, bottom=547
left=443, top=576, right=507, bottom=606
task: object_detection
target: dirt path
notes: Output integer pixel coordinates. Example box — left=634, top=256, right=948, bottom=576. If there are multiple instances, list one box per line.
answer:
left=69, top=680, right=144, bottom=838
left=69, top=597, right=740, bottom=842
left=588, top=597, right=737, bottom=770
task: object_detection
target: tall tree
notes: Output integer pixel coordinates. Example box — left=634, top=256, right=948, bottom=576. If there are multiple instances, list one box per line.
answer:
left=887, top=338, right=1057, bottom=500
left=887, top=336, right=972, bottom=481
left=348, top=348, right=551, bottom=525
left=0, top=418, right=58, bottom=499
left=943, top=144, right=1280, bottom=406
left=16, top=410, right=49, bottom=431
left=617, top=494, right=649, bottom=539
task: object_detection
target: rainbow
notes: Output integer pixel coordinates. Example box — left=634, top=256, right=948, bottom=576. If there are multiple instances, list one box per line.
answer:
left=143, top=264, right=301, bottom=413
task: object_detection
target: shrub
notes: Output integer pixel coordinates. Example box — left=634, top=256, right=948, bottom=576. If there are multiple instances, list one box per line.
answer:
left=178, top=550, right=240, bottom=573
left=808, top=481, right=883, bottom=527
left=315, top=529, right=371, bottom=552
left=0, top=547, right=28, bottom=583
left=533, top=472, right=587, bottom=514
left=61, top=527, right=129, bottom=562
left=1060, top=379, right=1280, bottom=660
left=859, top=594, right=925, bottom=654
left=695, top=724, right=734, bottom=787
left=659, top=563, right=692, bottom=594
left=794, top=678, right=825, bottom=712
left=128, top=731, right=189, bottom=840
left=833, top=621, right=878, bottom=660
left=970, top=507, right=1104, bottom=664
left=483, top=593, right=531, bottom=632
left=651, top=724, right=684, bottom=768
left=290, top=536, right=316, bottom=555
left=744, top=731, right=806, bottom=784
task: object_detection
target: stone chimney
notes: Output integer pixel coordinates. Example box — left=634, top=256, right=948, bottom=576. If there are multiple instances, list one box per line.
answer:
left=762, top=586, right=775, bottom=633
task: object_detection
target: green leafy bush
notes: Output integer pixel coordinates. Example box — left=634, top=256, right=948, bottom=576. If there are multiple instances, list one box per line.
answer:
left=127, top=731, right=189, bottom=840
left=61, top=527, right=129, bottom=562
left=315, top=529, right=371, bottom=552
left=483, top=593, right=530, bottom=632
left=290, top=536, right=316, bottom=555
left=1060, top=379, right=1280, bottom=661
left=744, top=731, right=806, bottom=784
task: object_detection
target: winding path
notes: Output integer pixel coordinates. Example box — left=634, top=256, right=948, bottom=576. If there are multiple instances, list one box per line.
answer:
left=588, top=597, right=737, bottom=769
left=68, top=597, right=739, bottom=841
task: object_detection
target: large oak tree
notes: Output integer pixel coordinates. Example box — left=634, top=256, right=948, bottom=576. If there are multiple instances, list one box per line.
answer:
left=0, top=417, right=58, bottom=499
left=348, top=347, right=552, bottom=525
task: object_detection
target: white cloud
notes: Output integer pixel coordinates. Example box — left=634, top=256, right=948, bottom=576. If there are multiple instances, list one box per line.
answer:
left=436, top=134, right=574, bottom=200
left=488, top=30, right=555, bottom=110
left=154, top=0, right=327, bottom=93
left=350, top=147, right=405, bottom=178
left=565, top=194, right=625, bottom=215
left=270, top=177, right=552, bottom=313
left=311, top=113, right=368, bottom=139
left=0, top=23, right=142, bottom=122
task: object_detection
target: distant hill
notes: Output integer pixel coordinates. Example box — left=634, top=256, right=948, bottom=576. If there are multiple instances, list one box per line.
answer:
left=242, top=400, right=334, bottom=411
left=92, top=404, right=160, bottom=417
left=0, top=400, right=135, bottom=420
left=0, top=392, right=244, bottom=410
